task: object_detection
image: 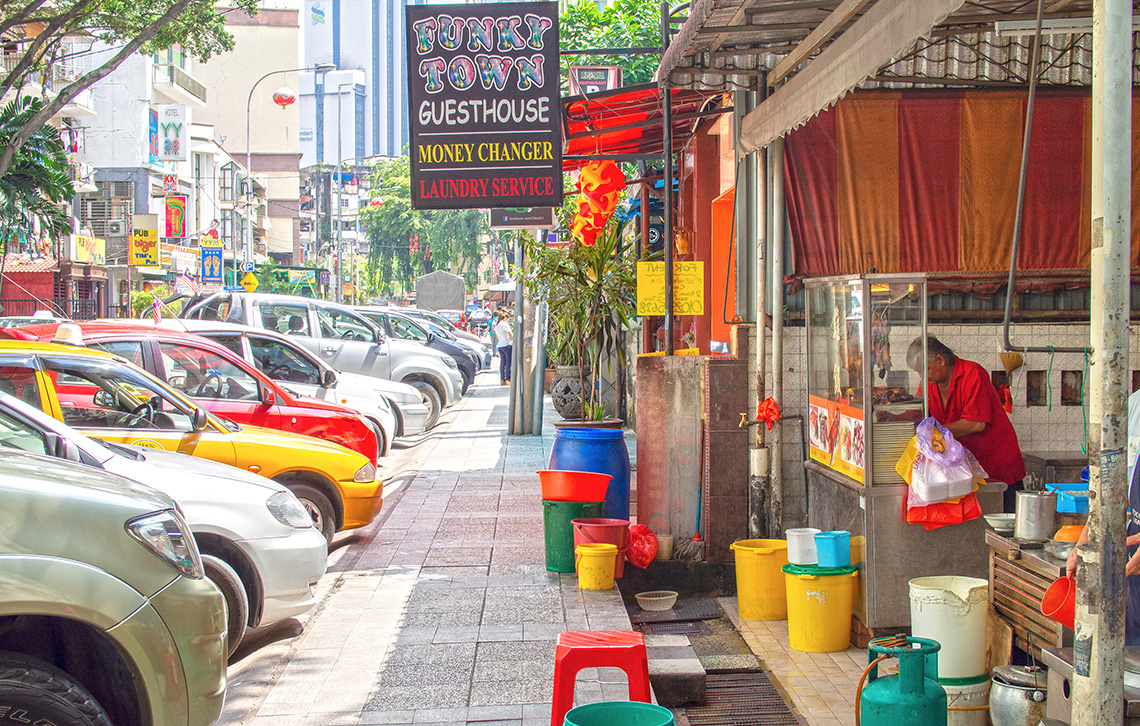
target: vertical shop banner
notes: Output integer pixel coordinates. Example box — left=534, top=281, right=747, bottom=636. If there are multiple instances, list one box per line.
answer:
left=406, top=3, right=562, bottom=210
left=200, top=237, right=224, bottom=284
left=156, top=104, right=188, bottom=161
left=148, top=108, right=160, bottom=165
left=130, top=228, right=159, bottom=267
left=165, top=195, right=187, bottom=238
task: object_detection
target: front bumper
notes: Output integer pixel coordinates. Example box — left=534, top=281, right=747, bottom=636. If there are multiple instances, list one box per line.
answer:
left=239, top=526, right=328, bottom=626
left=339, top=478, right=384, bottom=530
left=397, top=401, right=432, bottom=436
left=109, top=575, right=227, bottom=726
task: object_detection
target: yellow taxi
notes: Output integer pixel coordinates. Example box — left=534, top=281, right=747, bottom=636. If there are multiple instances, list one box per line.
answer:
left=0, top=340, right=381, bottom=542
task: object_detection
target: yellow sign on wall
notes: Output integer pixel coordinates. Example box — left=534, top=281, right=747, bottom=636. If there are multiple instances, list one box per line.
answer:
left=130, top=229, right=159, bottom=266
left=636, top=261, right=705, bottom=316
left=71, top=235, right=105, bottom=264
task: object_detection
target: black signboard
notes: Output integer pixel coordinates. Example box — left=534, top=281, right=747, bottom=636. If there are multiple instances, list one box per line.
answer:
left=406, top=3, right=562, bottom=210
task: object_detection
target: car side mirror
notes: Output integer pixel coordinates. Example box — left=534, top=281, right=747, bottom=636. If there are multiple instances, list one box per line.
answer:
left=45, top=432, right=81, bottom=462
left=426, top=332, right=436, bottom=344
left=191, top=407, right=209, bottom=431
left=321, top=368, right=337, bottom=388
left=260, top=386, right=277, bottom=406
left=94, top=390, right=115, bottom=408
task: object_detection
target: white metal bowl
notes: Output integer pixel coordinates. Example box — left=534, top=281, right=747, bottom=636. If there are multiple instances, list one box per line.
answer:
left=984, top=513, right=1016, bottom=533
left=636, top=590, right=679, bottom=611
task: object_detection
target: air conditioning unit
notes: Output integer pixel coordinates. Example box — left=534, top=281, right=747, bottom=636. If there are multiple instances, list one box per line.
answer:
left=105, top=220, right=125, bottom=236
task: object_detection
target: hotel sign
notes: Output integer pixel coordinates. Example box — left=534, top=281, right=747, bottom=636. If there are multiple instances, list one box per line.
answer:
left=406, top=2, right=562, bottom=210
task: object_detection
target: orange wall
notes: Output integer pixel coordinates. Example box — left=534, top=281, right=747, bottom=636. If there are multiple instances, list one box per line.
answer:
left=711, top=189, right=736, bottom=346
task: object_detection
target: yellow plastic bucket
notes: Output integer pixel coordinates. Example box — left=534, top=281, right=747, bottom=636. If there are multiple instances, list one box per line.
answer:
left=576, top=543, right=618, bottom=590
left=730, top=539, right=789, bottom=620
left=782, top=563, right=858, bottom=652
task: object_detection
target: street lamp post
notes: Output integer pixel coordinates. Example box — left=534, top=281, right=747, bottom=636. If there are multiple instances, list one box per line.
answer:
left=333, top=81, right=354, bottom=303
left=244, top=63, right=335, bottom=281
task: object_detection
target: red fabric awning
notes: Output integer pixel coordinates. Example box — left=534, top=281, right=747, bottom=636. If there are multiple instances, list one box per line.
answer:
left=561, top=84, right=728, bottom=169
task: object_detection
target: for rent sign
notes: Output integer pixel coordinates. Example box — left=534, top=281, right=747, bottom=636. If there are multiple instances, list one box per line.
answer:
left=406, top=2, right=561, bottom=210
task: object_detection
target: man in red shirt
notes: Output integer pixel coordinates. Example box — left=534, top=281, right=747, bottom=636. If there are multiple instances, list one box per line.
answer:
left=907, top=336, right=1026, bottom=511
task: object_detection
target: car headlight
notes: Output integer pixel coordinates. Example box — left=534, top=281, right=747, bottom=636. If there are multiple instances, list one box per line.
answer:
left=354, top=461, right=376, bottom=482
left=266, top=490, right=313, bottom=529
left=443, top=356, right=458, bottom=369
left=126, top=509, right=204, bottom=578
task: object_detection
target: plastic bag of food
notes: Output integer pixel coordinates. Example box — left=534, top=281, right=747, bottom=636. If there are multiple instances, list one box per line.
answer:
left=907, top=418, right=988, bottom=505
left=626, top=524, right=658, bottom=568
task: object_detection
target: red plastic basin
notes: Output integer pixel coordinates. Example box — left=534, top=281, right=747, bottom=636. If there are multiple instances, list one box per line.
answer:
left=538, top=469, right=611, bottom=502
left=1042, top=575, right=1075, bottom=630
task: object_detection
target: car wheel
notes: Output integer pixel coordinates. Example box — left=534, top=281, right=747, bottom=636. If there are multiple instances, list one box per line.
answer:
left=0, top=652, right=113, bottom=726
left=409, top=381, right=441, bottom=430
left=202, top=554, right=248, bottom=658
left=460, top=369, right=472, bottom=395
left=286, top=481, right=337, bottom=543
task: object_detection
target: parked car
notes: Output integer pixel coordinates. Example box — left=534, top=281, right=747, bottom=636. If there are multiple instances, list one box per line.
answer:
left=399, top=306, right=485, bottom=346
left=0, top=447, right=227, bottom=726
left=180, top=292, right=463, bottom=429
left=404, top=312, right=492, bottom=368
left=435, top=308, right=467, bottom=331
left=467, top=307, right=493, bottom=334
left=170, top=319, right=432, bottom=438
left=0, top=339, right=382, bottom=542
left=355, top=307, right=478, bottom=393
left=0, top=311, right=69, bottom=328
left=0, top=390, right=327, bottom=655
left=7, top=321, right=385, bottom=461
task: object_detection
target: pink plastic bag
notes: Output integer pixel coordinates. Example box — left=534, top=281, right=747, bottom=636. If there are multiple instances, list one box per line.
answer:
left=626, top=524, right=658, bottom=568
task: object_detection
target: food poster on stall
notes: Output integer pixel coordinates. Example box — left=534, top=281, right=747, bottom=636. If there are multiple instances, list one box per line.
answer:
left=809, top=395, right=865, bottom=482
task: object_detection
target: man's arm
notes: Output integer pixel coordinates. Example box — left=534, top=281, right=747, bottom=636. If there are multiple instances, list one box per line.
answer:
left=945, top=419, right=986, bottom=437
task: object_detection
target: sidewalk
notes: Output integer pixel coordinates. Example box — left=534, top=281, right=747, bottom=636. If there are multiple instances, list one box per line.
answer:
left=220, top=370, right=638, bottom=726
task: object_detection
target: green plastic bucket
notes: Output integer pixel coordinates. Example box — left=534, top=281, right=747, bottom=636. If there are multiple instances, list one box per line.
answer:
left=544, top=500, right=604, bottom=572
left=564, top=701, right=674, bottom=726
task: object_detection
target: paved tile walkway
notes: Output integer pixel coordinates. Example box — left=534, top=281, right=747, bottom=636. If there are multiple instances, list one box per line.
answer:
left=720, top=596, right=864, bottom=725
left=220, top=371, right=637, bottom=726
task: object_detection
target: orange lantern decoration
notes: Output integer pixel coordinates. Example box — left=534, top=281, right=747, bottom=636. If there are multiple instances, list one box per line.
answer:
left=570, top=160, right=626, bottom=246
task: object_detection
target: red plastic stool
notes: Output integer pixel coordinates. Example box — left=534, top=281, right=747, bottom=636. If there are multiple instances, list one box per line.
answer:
left=551, top=630, right=652, bottom=726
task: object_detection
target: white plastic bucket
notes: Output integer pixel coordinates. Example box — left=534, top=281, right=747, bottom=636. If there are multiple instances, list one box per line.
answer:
left=909, top=576, right=989, bottom=679
left=785, top=528, right=821, bottom=565
left=943, top=677, right=989, bottom=726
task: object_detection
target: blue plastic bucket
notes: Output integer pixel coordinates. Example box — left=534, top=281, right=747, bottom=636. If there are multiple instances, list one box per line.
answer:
left=549, top=427, right=631, bottom=521
left=564, top=702, right=674, bottom=726
left=814, top=530, right=851, bottom=569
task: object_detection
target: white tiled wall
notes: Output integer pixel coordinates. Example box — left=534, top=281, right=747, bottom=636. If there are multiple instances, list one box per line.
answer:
left=761, top=322, right=1139, bottom=528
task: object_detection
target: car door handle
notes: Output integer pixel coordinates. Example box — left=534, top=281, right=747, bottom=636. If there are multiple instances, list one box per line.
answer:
left=322, top=347, right=336, bottom=355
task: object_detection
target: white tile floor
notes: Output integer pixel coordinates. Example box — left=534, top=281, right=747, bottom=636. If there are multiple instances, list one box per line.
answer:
left=720, top=597, right=867, bottom=725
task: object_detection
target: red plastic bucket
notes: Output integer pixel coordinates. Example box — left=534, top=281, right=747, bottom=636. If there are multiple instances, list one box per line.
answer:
left=539, top=470, right=611, bottom=502
left=573, top=518, right=630, bottom=579
left=1042, top=575, right=1076, bottom=629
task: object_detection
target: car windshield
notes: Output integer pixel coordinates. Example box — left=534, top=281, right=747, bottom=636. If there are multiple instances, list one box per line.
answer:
left=39, top=356, right=197, bottom=431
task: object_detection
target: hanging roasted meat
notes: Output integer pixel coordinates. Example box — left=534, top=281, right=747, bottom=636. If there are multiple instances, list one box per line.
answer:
left=872, top=313, right=891, bottom=380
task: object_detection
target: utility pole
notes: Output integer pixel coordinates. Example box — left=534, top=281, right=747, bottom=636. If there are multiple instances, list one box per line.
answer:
left=1072, top=0, right=1131, bottom=722
left=333, top=81, right=353, bottom=303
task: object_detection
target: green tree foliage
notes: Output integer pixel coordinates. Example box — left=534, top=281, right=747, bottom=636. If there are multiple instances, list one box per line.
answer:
left=0, top=97, right=73, bottom=247
left=0, top=0, right=258, bottom=179
left=559, top=0, right=662, bottom=91
left=360, top=156, right=490, bottom=297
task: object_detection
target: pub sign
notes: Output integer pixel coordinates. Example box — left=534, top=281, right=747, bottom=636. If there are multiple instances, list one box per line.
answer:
left=405, top=2, right=562, bottom=210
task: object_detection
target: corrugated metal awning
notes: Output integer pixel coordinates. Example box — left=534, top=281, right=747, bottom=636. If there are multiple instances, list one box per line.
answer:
left=655, top=0, right=1107, bottom=152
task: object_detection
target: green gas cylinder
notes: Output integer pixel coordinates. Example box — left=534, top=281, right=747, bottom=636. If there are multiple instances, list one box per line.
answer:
left=858, top=636, right=947, bottom=726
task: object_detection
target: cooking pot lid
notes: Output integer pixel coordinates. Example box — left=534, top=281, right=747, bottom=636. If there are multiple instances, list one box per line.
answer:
left=992, top=665, right=1048, bottom=688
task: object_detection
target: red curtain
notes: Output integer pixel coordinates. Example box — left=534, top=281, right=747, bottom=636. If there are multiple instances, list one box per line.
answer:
left=782, top=89, right=1125, bottom=276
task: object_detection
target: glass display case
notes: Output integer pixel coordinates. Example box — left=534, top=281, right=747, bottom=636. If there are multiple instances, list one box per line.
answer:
left=806, top=274, right=928, bottom=486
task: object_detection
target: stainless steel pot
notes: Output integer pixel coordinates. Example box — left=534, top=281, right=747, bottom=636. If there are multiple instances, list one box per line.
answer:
left=990, top=666, right=1047, bottom=726
left=1015, top=491, right=1057, bottom=541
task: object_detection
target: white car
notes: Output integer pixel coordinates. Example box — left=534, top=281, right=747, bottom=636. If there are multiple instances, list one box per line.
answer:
left=169, top=319, right=433, bottom=439
left=0, top=390, right=328, bottom=656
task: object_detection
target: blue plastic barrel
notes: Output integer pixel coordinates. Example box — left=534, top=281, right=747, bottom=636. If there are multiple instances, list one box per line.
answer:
left=549, top=427, right=631, bottom=521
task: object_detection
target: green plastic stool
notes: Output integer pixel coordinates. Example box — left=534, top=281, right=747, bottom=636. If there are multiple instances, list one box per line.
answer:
left=564, top=701, right=674, bottom=726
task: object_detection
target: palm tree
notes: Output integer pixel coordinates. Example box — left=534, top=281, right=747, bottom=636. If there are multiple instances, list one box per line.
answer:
left=0, top=96, right=75, bottom=300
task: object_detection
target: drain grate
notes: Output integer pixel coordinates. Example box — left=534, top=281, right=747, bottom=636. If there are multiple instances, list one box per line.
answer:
left=643, top=621, right=707, bottom=637
left=682, top=671, right=802, bottom=726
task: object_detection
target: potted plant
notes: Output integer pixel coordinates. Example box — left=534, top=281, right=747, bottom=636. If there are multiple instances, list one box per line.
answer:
left=521, top=164, right=636, bottom=424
